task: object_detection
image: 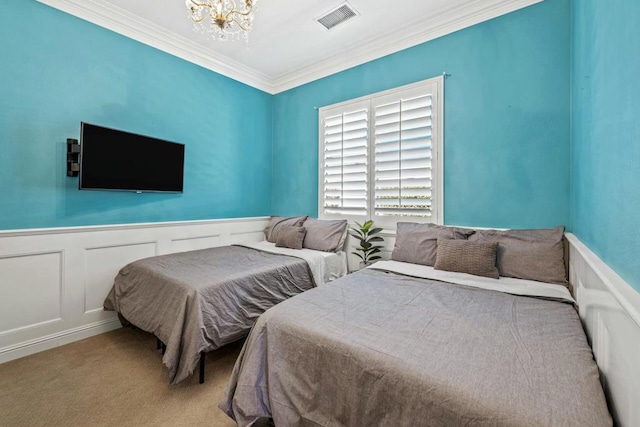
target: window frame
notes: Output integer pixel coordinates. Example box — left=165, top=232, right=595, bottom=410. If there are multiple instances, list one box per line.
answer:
left=318, top=76, right=444, bottom=227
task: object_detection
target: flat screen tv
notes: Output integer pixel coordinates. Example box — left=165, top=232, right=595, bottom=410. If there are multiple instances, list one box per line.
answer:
left=79, top=122, right=185, bottom=193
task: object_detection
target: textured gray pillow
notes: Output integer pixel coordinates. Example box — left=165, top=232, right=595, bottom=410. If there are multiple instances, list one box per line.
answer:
left=302, top=218, right=348, bottom=252
left=266, top=216, right=308, bottom=243
left=468, top=226, right=567, bottom=286
left=434, top=238, right=500, bottom=279
left=391, top=222, right=476, bottom=266
left=275, top=226, right=307, bottom=250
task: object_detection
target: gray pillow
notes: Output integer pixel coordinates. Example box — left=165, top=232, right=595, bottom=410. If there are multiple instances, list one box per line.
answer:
left=434, top=238, right=500, bottom=279
left=302, top=218, right=348, bottom=252
left=391, top=222, right=475, bottom=266
left=275, top=226, right=307, bottom=250
left=266, top=216, right=308, bottom=243
left=468, top=226, right=568, bottom=286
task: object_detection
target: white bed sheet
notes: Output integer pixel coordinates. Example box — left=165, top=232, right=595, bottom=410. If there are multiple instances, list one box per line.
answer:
left=240, top=241, right=348, bottom=286
left=368, top=260, right=575, bottom=303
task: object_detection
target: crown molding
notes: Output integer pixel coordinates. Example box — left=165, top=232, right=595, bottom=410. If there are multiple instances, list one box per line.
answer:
left=37, top=0, right=274, bottom=92
left=270, top=0, right=544, bottom=93
left=37, top=0, right=543, bottom=94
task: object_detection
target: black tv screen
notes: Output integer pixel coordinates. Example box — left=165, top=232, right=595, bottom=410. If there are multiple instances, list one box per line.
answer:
left=79, top=123, right=185, bottom=193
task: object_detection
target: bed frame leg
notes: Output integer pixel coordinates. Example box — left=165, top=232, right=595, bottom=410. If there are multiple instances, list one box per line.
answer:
left=156, top=337, right=161, bottom=350
left=199, top=352, right=205, bottom=384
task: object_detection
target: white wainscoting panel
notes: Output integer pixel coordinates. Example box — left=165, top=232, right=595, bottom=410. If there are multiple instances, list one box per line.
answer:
left=170, top=235, right=221, bottom=253
left=567, top=233, right=640, bottom=427
left=0, top=217, right=269, bottom=364
left=83, top=242, right=158, bottom=314
left=230, top=230, right=267, bottom=245
left=0, top=251, right=63, bottom=335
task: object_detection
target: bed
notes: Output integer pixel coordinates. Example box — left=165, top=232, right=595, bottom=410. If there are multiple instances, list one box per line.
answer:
left=103, top=216, right=348, bottom=385
left=220, top=224, right=612, bottom=426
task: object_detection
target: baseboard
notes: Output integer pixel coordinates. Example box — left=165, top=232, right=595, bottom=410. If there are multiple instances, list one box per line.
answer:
left=0, top=317, right=121, bottom=364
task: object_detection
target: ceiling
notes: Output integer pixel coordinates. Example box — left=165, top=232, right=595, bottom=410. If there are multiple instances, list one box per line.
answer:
left=37, top=0, right=542, bottom=93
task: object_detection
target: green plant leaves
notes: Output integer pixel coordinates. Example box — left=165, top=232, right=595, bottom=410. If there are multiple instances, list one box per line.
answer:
left=348, top=230, right=364, bottom=240
left=349, top=220, right=385, bottom=264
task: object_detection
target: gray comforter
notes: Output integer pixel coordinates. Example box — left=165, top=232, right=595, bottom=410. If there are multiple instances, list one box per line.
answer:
left=220, top=268, right=612, bottom=426
left=104, top=245, right=315, bottom=385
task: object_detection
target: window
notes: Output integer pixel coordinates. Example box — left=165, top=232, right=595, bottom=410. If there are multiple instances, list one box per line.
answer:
left=318, top=77, right=443, bottom=226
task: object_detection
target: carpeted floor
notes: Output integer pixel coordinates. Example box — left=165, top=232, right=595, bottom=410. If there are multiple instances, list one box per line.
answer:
left=0, top=328, right=245, bottom=427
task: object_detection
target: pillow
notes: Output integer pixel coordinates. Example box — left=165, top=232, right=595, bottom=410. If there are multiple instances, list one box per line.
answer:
left=434, top=238, right=500, bottom=279
left=302, top=218, right=348, bottom=252
left=275, top=226, right=307, bottom=250
left=266, top=216, right=308, bottom=243
left=391, top=222, right=475, bottom=266
left=468, top=226, right=567, bottom=286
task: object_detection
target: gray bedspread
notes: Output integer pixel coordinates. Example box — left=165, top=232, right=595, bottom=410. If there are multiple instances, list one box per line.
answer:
left=220, top=269, right=611, bottom=426
left=104, top=245, right=315, bottom=385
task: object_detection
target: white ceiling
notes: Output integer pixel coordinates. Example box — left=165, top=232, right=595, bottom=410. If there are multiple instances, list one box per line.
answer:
left=38, top=0, right=542, bottom=93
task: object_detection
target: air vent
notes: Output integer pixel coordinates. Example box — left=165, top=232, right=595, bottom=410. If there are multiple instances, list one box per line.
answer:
left=317, top=2, right=358, bottom=30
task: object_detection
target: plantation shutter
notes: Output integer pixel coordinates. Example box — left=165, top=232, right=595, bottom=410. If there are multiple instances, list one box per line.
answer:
left=320, top=102, right=369, bottom=216
left=318, top=76, right=442, bottom=224
left=373, top=87, right=435, bottom=219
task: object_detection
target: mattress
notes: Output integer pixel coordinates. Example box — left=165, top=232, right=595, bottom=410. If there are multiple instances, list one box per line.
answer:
left=104, top=243, right=346, bottom=384
left=220, top=262, right=612, bottom=426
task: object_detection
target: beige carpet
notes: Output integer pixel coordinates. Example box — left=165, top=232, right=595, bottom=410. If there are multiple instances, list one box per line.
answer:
left=0, top=328, right=245, bottom=427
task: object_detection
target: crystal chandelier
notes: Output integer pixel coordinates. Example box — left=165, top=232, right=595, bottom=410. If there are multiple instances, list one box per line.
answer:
left=185, top=0, right=256, bottom=43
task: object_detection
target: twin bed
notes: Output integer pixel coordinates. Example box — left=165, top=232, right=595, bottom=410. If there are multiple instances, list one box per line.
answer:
left=104, top=217, right=612, bottom=425
left=104, top=216, right=348, bottom=384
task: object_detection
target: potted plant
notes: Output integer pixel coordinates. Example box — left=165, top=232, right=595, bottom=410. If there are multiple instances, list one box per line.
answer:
left=350, top=220, right=384, bottom=269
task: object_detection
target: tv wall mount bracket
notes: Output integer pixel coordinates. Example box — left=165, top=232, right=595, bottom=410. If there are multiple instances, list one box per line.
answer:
left=67, top=138, right=80, bottom=177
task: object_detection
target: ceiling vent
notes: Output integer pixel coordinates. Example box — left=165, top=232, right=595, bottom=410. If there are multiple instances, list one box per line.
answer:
left=317, top=2, right=359, bottom=30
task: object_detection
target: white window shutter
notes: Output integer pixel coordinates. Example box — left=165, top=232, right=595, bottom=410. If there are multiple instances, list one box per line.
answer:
left=320, top=103, right=369, bottom=216
left=318, top=76, right=442, bottom=225
left=373, top=88, right=435, bottom=219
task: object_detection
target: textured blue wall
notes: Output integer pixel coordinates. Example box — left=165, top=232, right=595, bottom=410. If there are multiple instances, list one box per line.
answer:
left=0, top=0, right=272, bottom=230
left=272, top=0, right=571, bottom=229
left=571, top=0, right=640, bottom=292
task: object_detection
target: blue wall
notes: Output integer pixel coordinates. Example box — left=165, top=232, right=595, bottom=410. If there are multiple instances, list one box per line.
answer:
left=2, top=0, right=636, bottom=292
left=571, top=0, right=640, bottom=292
left=0, top=0, right=272, bottom=230
left=271, top=0, right=571, bottom=229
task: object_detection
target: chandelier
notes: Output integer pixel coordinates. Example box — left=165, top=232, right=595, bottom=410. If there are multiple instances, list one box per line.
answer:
left=185, top=0, right=256, bottom=43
